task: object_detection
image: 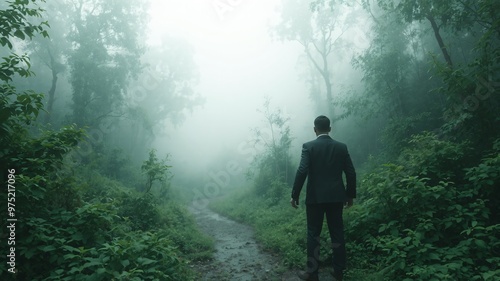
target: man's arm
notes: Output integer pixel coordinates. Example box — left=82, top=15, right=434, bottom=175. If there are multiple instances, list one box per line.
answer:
left=291, top=144, right=310, bottom=203
left=344, top=147, right=356, bottom=200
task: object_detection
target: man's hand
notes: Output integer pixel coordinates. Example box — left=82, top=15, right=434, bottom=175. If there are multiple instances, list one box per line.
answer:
left=345, top=198, right=354, bottom=209
left=290, top=198, right=299, bottom=209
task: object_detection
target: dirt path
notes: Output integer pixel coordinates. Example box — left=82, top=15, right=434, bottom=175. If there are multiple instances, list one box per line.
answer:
left=189, top=201, right=336, bottom=281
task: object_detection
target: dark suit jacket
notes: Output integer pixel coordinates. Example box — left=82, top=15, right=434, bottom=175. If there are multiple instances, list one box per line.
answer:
left=291, top=135, right=356, bottom=204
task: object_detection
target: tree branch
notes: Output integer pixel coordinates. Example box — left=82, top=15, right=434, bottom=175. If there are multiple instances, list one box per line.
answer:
left=305, top=43, right=326, bottom=77
left=426, top=14, right=453, bottom=68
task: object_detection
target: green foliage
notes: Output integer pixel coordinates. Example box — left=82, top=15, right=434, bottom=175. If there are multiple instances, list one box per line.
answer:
left=397, top=132, right=470, bottom=181
left=0, top=0, right=49, bottom=51
left=160, top=204, right=215, bottom=261
left=120, top=192, right=161, bottom=232
left=1, top=164, right=213, bottom=280
left=212, top=187, right=383, bottom=280
left=100, top=147, right=142, bottom=186
left=0, top=0, right=49, bottom=136
left=21, top=208, right=196, bottom=281
left=0, top=0, right=49, bottom=144
left=380, top=113, right=436, bottom=157
left=141, top=149, right=172, bottom=194
left=0, top=0, right=85, bottom=233
left=214, top=133, right=499, bottom=280
left=66, top=0, right=149, bottom=127
left=211, top=188, right=306, bottom=267
left=0, top=1, right=212, bottom=281
left=46, top=231, right=193, bottom=281
left=248, top=100, right=294, bottom=204
left=345, top=133, right=500, bottom=280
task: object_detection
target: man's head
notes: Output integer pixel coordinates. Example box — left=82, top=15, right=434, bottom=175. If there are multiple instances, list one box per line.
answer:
left=314, top=115, right=331, bottom=135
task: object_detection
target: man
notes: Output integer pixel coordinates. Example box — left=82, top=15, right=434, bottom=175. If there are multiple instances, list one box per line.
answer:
left=290, top=115, right=356, bottom=281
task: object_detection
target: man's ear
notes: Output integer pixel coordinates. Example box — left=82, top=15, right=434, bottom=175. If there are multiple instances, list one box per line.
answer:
left=328, top=127, right=332, bottom=132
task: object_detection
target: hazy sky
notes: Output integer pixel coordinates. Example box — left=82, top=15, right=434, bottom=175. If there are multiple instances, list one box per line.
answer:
left=147, top=0, right=317, bottom=173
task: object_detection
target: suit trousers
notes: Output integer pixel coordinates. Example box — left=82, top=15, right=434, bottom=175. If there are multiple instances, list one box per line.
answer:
left=305, top=202, right=346, bottom=276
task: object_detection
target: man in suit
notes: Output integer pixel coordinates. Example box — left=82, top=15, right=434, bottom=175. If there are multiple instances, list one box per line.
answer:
left=290, top=115, right=356, bottom=281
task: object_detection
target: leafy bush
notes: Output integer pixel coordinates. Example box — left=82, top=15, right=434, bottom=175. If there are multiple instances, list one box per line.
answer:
left=213, top=133, right=499, bottom=280
left=1, top=165, right=213, bottom=280
left=0, top=1, right=211, bottom=280
left=120, top=192, right=162, bottom=232
left=247, top=100, right=295, bottom=203
left=46, top=231, right=194, bottom=281
left=345, top=133, right=500, bottom=280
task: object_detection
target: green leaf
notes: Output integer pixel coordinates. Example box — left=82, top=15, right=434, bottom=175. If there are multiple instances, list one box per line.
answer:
left=63, top=254, right=79, bottom=259
left=13, top=30, right=25, bottom=40
left=96, top=268, right=106, bottom=274
left=475, top=239, right=487, bottom=249
left=137, top=257, right=156, bottom=265
left=23, top=248, right=36, bottom=258
left=428, top=253, right=440, bottom=260
left=83, top=260, right=102, bottom=269
left=41, top=245, right=56, bottom=252
left=444, top=221, right=453, bottom=229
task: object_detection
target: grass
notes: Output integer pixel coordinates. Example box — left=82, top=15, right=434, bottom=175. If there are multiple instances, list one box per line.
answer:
left=210, top=186, right=384, bottom=281
left=159, top=202, right=215, bottom=262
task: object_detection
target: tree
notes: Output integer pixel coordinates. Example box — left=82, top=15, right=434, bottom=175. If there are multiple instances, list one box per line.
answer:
left=110, top=35, right=204, bottom=163
left=1, top=2, right=84, bottom=278
left=374, top=0, right=500, bottom=146
left=337, top=0, right=499, bottom=156
left=273, top=0, right=358, bottom=121
left=141, top=149, right=172, bottom=194
left=137, top=35, right=204, bottom=127
left=66, top=0, right=148, bottom=128
left=1, top=0, right=49, bottom=157
left=25, top=0, right=71, bottom=124
left=248, top=99, right=294, bottom=204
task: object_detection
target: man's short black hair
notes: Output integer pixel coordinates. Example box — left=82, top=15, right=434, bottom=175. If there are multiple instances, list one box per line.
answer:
left=314, top=115, right=330, bottom=132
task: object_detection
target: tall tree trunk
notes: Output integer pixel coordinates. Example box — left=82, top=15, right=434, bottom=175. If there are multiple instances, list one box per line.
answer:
left=321, top=51, right=334, bottom=121
left=426, top=14, right=453, bottom=68
left=44, top=53, right=58, bottom=124
left=324, top=74, right=334, bottom=119
left=306, top=46, right=335, bottom=121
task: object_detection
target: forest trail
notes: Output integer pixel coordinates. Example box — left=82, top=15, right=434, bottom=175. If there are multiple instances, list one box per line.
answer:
left=189, top=201, right=336, bottom=281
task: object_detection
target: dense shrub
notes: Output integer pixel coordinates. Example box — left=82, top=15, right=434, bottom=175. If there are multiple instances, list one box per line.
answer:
left=46, top=231, right=193, bottom=281
left=214, top=133, right=500, bottom=280
left=345, top=133, right=500, bottom=280
left=1, top=166, right=213, bottom=280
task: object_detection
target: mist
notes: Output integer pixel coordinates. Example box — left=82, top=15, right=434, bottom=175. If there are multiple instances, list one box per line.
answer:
left=148, top=0, right=368, bottom=185
left=2, top=0, right=498, bottom=280
left=149, top=1, right=309, bottom=183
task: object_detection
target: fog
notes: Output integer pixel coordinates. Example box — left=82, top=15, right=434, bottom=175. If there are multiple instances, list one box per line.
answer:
left=148, top=0, right=319, bottom=180
left=4, top=0, right=498, bottom=279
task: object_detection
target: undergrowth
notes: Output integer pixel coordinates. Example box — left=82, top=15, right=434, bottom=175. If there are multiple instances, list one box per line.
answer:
left=0, top=165, right=214, bottom=280
left=212, top=133, right=500, bottom=281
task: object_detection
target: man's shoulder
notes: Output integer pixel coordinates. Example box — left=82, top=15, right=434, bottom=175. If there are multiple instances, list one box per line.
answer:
left=304, top=137, right=348, bottom=149
left=331, top=138, right=348, bottom=147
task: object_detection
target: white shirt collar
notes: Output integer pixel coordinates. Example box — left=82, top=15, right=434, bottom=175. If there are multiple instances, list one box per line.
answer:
left=317, top=133, right=329, bottom=138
